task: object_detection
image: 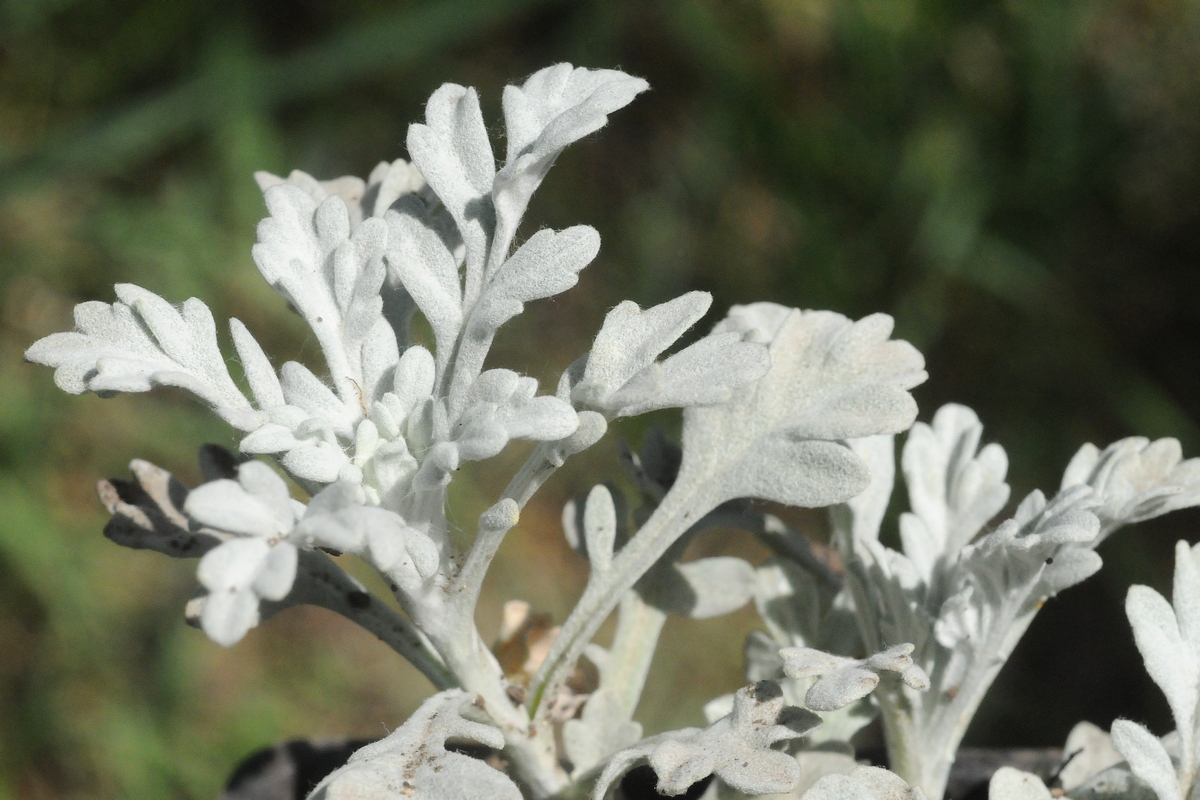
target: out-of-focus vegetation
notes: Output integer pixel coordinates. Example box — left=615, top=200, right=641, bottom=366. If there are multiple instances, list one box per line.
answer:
left=2, top=0, right=1199, bottom=797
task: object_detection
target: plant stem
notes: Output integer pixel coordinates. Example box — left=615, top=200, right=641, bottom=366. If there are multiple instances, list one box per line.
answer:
left=881, top=599, right=1038, bottom=799
left=529, top=479, right=714, bottom=724
left=602, top=590, right=667, bottom=717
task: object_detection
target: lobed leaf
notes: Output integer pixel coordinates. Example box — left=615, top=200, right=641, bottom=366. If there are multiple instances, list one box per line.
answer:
left=308, top=690, right=519, bottom=800
left=25, top=284, right=260, bottom=430
left=680, top=304, right=925, bottom=510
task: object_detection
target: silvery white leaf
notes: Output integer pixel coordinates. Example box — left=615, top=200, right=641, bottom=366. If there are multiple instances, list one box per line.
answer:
left=493, top=64, right=648, bottom=266
left=229, top=318, right=285, bottom=410
left=360, top=318, right=400, bottom=404
left=1060, top=721, right=1124, bottom=792
left=799, top=765, right=928, bottom=800
left=1174, top=540, right=1200, bottom=649
left=640, top=557, right=758, bottom=620
left=252, top=184, right=398, bottom=419
left=184, top=460, right=296, bottom=539
left=389, top=345, right=437, bottom=423
left=361, top=158, right=428, bottom=219
left=831, top=435, right=896, bottom=548
left=574, top=292, right=711, bottom=401
left=255, top=169, right=369, bottom=230
left=780, top=643, right=929, bottom=712
left=291, top=481, right=439, bottom=588
left=464, top=225, right=599, bottom=360
left=567, top=292, right=769, bottom=419
left=945, top=487, right=1101, bottom=622
left=593, top=682, right=820, bottom=799
left=729, top=642, right=873, bottom=743
left=280, top=361, right=357, bottom=439
left=788, top=751, right=863, bottom=798
left=916, top=486, right=1101, bottom=710
left=182, top=461, right=307, bottom=646
left=847, top=539, right=928, bottom=657
left=385, top=207, right=463, bottom=370
left=363, top=438, right=419, bottom=508
left=238, top=423, right=300, bottom=455
left=680, top=305, right=925, bottom=510
left=898, top=404, right=1010, bottom=581
left=563, top=688, right=643, bottom=777
left=1070, top=765, right=1158, bottom=800
left=1110, top=720, right=1181, bottom=800
left=1039, top=547, right=1104, bottom=595
left=583, top=484, right=618, bottom=574
left=25, top=284, right=261, bottom=430
left=308, top=690, right=520, bottom=800
left=196, top=537, right=299, bottom=647
left=629, top=331, right=770, bottom=415
left=280, top=440, right=350, bottom=484
left=987, top=767, right=1052, bottom=800
left=1126, top=582, right=1199, bottom=742
left=1062, top=437, right=1200, bottom=542
left=451, top=369, right=579, bottom=462
left=754, top=559, right=823, bottom=649
left=843, top=484, right=1105, bottom=800
left=406, top=84, right=495, bottom=305
left=703, top=693, right=736, bottom=725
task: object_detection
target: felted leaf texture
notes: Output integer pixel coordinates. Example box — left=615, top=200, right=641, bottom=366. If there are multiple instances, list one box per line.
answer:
left=722, top=566, right=877, bottom=745
left=307, top=690, right=521, bottom=800
left=1061, top=436, right=1200, bottom=542
left=779, top=644, right=930, bottom=712
left=986, top=767, right=1053, bottom=800
left=832, top=434, right=897, bottom=547
left=291, top=481, right=439, bottom=592
left=638, top=555, right=758, bottom=620
left=406, top=82, right=496, bottom=302
left=449, top=369, right=579, bottom=462
left=932, top=487, right=1102, bottom=658
left=256, top=158, right=428, bottom=230
left=799, top=765, right=928, bottom=800
left=384, top=204, right=463, bottom=373
left=1111, top=721, right=1180, bottom=800
left=184, top=461, right=303, bottom=646
left=1109, top=540, right=1200, bottom=800
left=680, top=304, right=926, bottom=510
left=25, top=284, right=262, bottom=430
left=493, top=64, right=649, bottom=269
left=898, top=404, right=1011, bottom=582
left=251, top=183, right=397, bottom=415
left=1059, top=722, right=1125, bottom=793
left=562, top=688, right=643, bottom=777
left=568, top=292, right=770, bottom=419
left=184, top=463, right=439, bottom=645
left=454, top=226, right=600, bottom=393
left=593, top=681, right=821, bottom=799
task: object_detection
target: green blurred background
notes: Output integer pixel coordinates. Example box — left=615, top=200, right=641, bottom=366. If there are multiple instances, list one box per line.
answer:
left=2, top=0, right=1200, bottom=796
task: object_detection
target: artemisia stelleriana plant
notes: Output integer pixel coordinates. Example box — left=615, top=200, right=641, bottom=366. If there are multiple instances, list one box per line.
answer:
left=27, top=64, right=1200, bottom=800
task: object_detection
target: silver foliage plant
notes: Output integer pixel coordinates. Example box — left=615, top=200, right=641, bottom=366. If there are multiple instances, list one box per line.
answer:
left=24, top=63, right=1200, bottom=800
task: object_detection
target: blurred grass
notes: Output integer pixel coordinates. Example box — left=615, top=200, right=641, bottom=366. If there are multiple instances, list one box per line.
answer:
left=2, top=0, right=1200, bottom=796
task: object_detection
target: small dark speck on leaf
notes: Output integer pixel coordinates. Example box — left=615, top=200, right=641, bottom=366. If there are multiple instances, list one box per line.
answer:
left=751, top=680, right=782, bottom=702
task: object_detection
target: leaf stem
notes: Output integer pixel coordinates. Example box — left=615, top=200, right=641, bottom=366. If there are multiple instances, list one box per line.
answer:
left=529, top=479, right=716, bottom=723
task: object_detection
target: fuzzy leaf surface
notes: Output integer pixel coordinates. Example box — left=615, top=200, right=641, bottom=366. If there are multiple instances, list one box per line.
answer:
left=593, top=681, right=819, bottom=798
left=308, top=690, right=519, bottom=800
left=679, top=304, right=926, bottom=509
left=25, top=284, right=260, bottom=430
